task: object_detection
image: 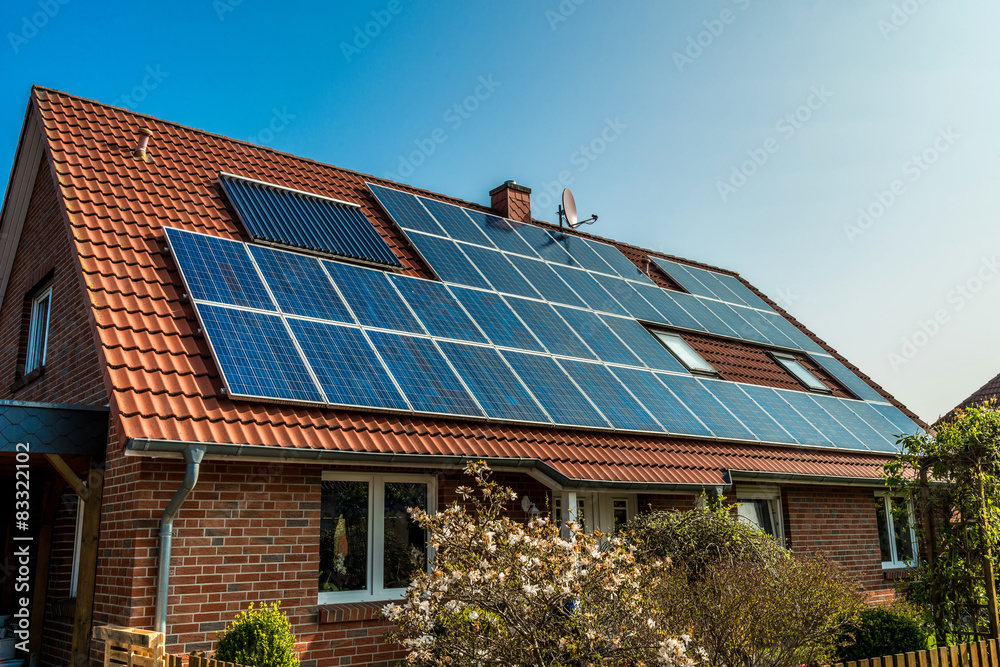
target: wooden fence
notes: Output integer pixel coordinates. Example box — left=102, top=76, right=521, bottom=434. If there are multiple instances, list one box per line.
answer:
left=831, top=639, right=1000, bottom=667
left=94, top=626, right=247, bottom=667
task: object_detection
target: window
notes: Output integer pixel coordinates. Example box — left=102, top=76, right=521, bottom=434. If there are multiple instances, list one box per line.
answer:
left=319, top=473, right=435, bottom=603
left=735, top=486, right=783, bottom=540
left=875, top=494, right=917, bottom=568
left=653, top=331, right=716, bottom=374
left=70, top=497, right=85, bottom=597
left=553, top=496, right=588, bottom=531
left=25, top=285, right=52, bottom=373
left=771, top=352, right=829, bottom=392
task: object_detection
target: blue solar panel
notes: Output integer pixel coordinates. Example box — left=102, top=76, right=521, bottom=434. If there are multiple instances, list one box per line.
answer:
left=669, top=292, right=739, bottom=338
left=448, top=287, right=545, bottom=352
left=691, top=269, right=750, bottom=307
left=221, top=174, right=401, bottom=267
left=584, top=239, right=654, bottom=284
left=649, top=258, right=717, bottom=299
left=870, top=403, right=923, bottom=437
left=404, top=232, right=492, bottom=289
left=698, top=379, right=795, bottom=444
left=655, top=373, right=755, bottom=440
left=733, top=306, right=797, bottom=349
left=515, top=224, right=578, bottom=266
left=506, top=255, right=587, bottom=307
left=777, top=391, right=866, bottom=449
left=462, top=210, right=540, bottom=256
left=608, top=367, right=713, bottom=436
left=366, top=331, right=484, bottom=417
left=198, top=304, right=323, bottom=403
left=843, top=401, right=905, bottom=452
left=438, top=341, right=551, bottom=423
left=545, top=230, right=617, bottom=274
left=559, top=360, right=663, bottom=432
left=287, top=318, right=408, bottom=410
left=737, top=385, right=830, bottom=446
left=554, top=306, right=643, bottom=366
left=762, top=312, right=825, bottom=354
left=505, top=297, right=596, bottom=359
left=367, top=183, right=446, bottom=236
left=549, top=265, right=629, bottom=315
left=418, top=197, right=494, bottom=247
left=630, top=284, right=707, bottom=331
left=713, top=272, right=774, bottom=312
left=599, top=316, right=688, bottom=373
left=500, top=351, right=610, bottom=428
left=389, top=275, right=488, bottom=343
left=700, top=300, right=769, bottom=345
left=810, top=354, right=885, bottom=402
left=248, top=245, right=353, bottom=323
left=458, top=244, right=540, bottom=299
left=814, top=395, right=895, bottom=452
left=590, top=274, right=664, bottom=322
left=165, top=227, right=275, bottom=311
left=323, top=260, right=425, bottom=334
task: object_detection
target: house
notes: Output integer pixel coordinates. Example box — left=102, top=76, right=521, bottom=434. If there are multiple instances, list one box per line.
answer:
left=0, top=87, right=927, bottom=667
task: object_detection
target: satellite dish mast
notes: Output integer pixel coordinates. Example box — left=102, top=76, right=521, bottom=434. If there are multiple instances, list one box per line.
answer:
left=557, top=188, right=598, bottom=230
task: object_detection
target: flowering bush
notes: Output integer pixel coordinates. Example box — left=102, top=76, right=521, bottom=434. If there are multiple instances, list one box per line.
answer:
left=382, top=462, right=698, bottom=666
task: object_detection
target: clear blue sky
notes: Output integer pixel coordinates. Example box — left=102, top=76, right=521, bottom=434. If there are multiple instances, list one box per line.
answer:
left=1, top=0, right=998, bottom=423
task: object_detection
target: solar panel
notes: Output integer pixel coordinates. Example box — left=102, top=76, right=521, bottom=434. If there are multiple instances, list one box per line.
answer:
left=448, top=287, right=545, bottom=352
left=438, top=341, right=551, bottom=423
left=507, top=255, right=587, bottom=307
left=164, top=227, right=275, bottom=311
left=733, top=306, right=797, bottom=349
left=404, top=231, right=492, bottom=290
left=366, top=331, right=484, bottom=417
left=248, top=245, right=353, bottom=323
left=462, top=210, right=540, bottom=256
left=599, top=316, right=689, bottom=373
left=389, top=275, right=488, bottom=343
left=814, top=395, right=896, bottom=452
left=287, top=318, right=408, bottom=410
left=589, top=274, right=664, bottom=322
left=870, top=403, right=923, bottom=437
left=810, top=354, right=885, bottom=402
left=558, top=359, right=663, bottom=432
left=367, top=183, right=446, bottom=236
left=713, top=272, right=774, bottom=312
left=630, top=284, right=707, bottom=331
left=549, top=265, right=629, bottom=315
left=418, top=197, right=494, bottom=247
left=699, top=300, right=770, bottom=345
left=669, top=292, right=739, bottom=338
left=198, top=304, right=323, bottom=403
left=762, top=312, right=825, bottom=354
left=608, top=367, right=713, bottom=436
left=545, top=230, right=617, bottom=274
left=323, top=260, right=425, bottom=334
left=699, top=379, right=795, bottom=444
left=515, top=223, right=578, bottom=266
left=649, top=258, right=717, bottom=299
left=457, top=244, right=541, bottom=299
left=655, top=373, right=755, bottom=440
left=691, top=269, right=750, bottom=307
left=842, top=400, right=905, bottom=452
left=505, top=297, right=596, bottom=359
left=777, top=391, right=865, bottom=450
left=221, top=174, right=401, bottom=268
left=554, top=306, right=643, bottom=366
left=584, top=239, right=654, bottom=283
left=737, top=385, right=830, bottom=446
left=500, top=351, right=610, bottom=428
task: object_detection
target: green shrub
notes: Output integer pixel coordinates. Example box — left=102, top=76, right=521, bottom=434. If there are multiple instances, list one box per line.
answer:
left=837, top=604, right=929, bottom=662
left=215, top=601, right=298, bottom=667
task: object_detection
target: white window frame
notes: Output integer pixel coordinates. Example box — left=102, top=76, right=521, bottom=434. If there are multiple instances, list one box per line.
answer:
left=69, top=496, right=85, bottom=597
left=554, top=492, right=636, bottom=536
left=875, top=493, right=918, bottom=569
left=25, top=285, right=52, bottom=373
left=735, top=485, right=784, bottom=541
left=771, top=352, right=830, bottom=393
left=652, top=331, right=716, bottom=375
left=318, top=472, right=437, bottom=604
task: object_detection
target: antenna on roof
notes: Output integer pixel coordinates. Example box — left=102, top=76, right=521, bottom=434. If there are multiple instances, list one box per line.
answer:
left=557, top=188, right=597, bottom=230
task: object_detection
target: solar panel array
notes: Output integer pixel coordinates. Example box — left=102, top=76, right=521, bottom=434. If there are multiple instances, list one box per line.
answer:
left=164, top=184, right=923, bottom=455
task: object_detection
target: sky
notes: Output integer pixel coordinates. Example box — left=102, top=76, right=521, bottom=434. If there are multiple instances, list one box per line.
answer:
left=0, top=0, right=998, bottom=424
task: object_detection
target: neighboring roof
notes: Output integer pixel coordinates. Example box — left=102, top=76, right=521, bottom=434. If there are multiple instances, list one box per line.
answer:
left=948, top=372, right=1000, bottom=420
left=16, top=86, right=923, bottom=487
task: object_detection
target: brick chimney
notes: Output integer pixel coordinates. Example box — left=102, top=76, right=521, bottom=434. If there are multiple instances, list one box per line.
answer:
left=490, top=180, right=532, bottom=223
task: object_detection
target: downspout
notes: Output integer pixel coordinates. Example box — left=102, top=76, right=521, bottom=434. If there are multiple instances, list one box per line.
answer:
left=155, top=445, right=206, bottom=635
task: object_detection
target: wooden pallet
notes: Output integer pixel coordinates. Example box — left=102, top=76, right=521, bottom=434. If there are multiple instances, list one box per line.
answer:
left=92, top=625, right=164, bottom=667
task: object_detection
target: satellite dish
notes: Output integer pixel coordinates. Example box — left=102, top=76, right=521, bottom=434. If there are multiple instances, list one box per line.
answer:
left=557, top=187, right=599, bottom=230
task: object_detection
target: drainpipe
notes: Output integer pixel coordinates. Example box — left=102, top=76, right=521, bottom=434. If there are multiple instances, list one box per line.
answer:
left=155, top=445, right=206, bottom=636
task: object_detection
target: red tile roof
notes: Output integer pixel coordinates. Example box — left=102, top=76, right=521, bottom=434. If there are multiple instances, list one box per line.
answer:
left=949, top=372, right=1000, bottom=418
left=28, top=86, right=919, bottom=487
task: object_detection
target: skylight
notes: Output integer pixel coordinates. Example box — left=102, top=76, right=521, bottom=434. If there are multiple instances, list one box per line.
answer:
left=652, top=331, right=716, bottom=374
left=772, top=352, right=830, bottom=392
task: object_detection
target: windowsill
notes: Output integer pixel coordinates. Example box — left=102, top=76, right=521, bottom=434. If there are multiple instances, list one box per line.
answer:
left=317, top=600, right=393, bottom=625
left=882, top=566, right=914, bottom=580
left=10, top=365, right=44, bottom=393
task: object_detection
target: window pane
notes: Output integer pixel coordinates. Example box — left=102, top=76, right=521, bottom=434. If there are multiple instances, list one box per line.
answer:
left=892, top=497, right=914, bottom=562
left=27, top=291, right=50, bottom=371
left=320, top=480, right=369, bottom=593
left=736, top=499, right=776, bottom=537
left=654, top=331, right=715, bottom=373
left=775, top=355, right=827, bottom=392
left=613, top=499, right=629, bottom=531
left=875, top=497, right=894, bottom=562
left=383, top=482, right=428, bottom=590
